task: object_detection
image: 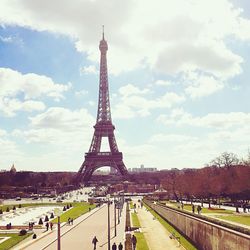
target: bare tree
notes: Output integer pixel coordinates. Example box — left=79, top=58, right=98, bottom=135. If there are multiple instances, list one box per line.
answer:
left=209, top=152, right=239, bottom=168
left=242, top=149, right=250, bottom=166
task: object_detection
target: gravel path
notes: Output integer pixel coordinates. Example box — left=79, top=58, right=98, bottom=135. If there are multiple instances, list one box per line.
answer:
left=135, top=201, right=185, bottom=250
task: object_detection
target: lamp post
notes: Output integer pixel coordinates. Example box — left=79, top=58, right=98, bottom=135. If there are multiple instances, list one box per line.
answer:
left=55, top=208, right=62, bottom=250
left=114, top=202, right=117, bottom=236
left=57, top=216, right=61, bottom=250
left=117, top=202, right=120, bottom=224
left=107, top=194, right=111, bottom=250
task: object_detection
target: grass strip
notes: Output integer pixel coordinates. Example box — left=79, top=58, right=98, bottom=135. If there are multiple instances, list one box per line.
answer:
left=134, top=232, right=149, bottom=250
left=129, top=201, right=134, bottom=210
left=143, top=202, right=197, bottom=250
left=0, top=233, right=31, bottom=250
left=215, top=215, right=250, bottom=226
left=131, top=212, right=141, bottom=228
left=181, top=204, right=233, bottom=214
left=164, top=202, right=234, bottom=214
left=161, top=202, right=250, bottom=235
left=51, top=202, right=95, bottom=223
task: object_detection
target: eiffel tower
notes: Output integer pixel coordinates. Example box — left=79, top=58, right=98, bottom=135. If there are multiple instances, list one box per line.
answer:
left=76, top=27, right=128, bottom=184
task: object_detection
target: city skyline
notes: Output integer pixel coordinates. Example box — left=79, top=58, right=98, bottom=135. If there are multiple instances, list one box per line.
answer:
left=0, top=0, right=250, bottom=171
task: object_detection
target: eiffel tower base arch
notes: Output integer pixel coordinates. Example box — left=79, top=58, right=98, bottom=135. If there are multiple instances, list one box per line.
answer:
left=76, top=152, right=128, bottom=185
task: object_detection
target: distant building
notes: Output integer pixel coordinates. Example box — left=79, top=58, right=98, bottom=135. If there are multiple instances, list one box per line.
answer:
left=129, top=164, right=157, bottom=173
left=10, top=163, right=17, bottom=173
left=93, top=169, right=110, bottom=175
left=109, top=182, right=156, bottom=194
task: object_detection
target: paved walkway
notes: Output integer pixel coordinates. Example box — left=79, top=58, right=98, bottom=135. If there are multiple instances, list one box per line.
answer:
left=133, top=201, right=184, bottom=250
left=15, top=203, right=126, bottom=250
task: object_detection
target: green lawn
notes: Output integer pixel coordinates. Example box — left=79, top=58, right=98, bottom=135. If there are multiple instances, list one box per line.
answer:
left=215, top=215, right=250, bottom=226
left=182, top=204, right=234, bottom=214
left=131, top=212, right=141, bottom=228
left=134, top=232, right=149, bottom=250
left=165, top=202, right=234, bottom=215
left=0, top=233, right=31, bottom=250
left=130, top=201, right=134, bottom=210
left=144, top=203, right=197, bottom=250
left=51, top=202, right=95, bottom=223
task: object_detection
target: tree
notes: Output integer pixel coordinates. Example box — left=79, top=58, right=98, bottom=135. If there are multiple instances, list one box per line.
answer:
left=209, top=152, right=239, bottom=168
left=242, top=150, right=250, bottom=166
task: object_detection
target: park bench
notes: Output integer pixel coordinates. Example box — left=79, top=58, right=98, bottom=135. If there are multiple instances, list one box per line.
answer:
left=169, top=231, right=181, bottom=246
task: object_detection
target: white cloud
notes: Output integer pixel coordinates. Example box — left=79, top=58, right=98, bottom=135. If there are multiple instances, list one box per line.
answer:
left=158, top=109, right=250, bottom=129
left=0, top=97, right=45, bottom=117
left=75, top=89, right=88, bottom=97
left=0, top=68, right=70, bottom=116
left=185, top=74, right=224, bottom=99
left=80, top=65, right=98, bottom=75
left=0, top=136, right=23, bottom=168
left=0, top=129, right=7, bottom=137
left=11, top=107, right=95, bottom=170
left=155, top=80, right=174, bottom=87
left=149, top=133, right=196, bottom=143
left=113, top=83, right=185, bottom=119
left=88, top=101, right=95, bottom=106
left=29, top=107, right=94, bottom=131
left=0, top=0, right=249, bottom=78
left=0, top=68, right=71, bottom=100
left=155, top=42, right=243, bottom=78
left=0, top=34, right=23, bottom=45
left=118, top=84, right=149, bottom=97
left=0, top=35, right=13, bottom=43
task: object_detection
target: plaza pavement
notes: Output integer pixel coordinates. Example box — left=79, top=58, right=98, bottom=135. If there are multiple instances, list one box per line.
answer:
left=15, top=203, right=126, bottom=250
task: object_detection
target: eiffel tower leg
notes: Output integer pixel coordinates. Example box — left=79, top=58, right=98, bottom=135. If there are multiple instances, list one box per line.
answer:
left=116, top=161, right=128, bottom=175
left=81, top=164, right=96, bottom=184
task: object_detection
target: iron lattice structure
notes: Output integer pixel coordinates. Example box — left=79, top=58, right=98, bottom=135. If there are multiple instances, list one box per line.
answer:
left=76, top=29, right=128, bottom=184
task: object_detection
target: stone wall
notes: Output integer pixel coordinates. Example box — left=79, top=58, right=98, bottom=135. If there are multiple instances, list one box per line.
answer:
left=145, top=200, right=250, bottom=250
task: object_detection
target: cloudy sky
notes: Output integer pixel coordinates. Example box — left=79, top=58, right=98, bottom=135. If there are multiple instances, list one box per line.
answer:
left=0, top=0, right=250, bottom=172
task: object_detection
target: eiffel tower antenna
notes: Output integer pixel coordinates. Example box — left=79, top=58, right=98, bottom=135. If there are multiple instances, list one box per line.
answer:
left=76, top=28, right=128, bottom=185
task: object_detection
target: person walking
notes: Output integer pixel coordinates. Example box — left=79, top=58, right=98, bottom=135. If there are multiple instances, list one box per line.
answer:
left=50, top=222, right=53, bottom=230
left=132, top=234, right=137, bottom=250
left=92, top=236, right=98, bottom=250
left=45, top=222, right=49, bottom=231
left=118, top=242, right=123, bottom=250
left=197, top=205, right=202, bottom=214
left=112, top=242, right=117, bottom=250
left=192, top=204, right=195, bottom=213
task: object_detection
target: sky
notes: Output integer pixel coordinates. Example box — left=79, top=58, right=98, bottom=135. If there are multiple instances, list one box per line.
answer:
left=0, top=0, right=250, bottom=172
